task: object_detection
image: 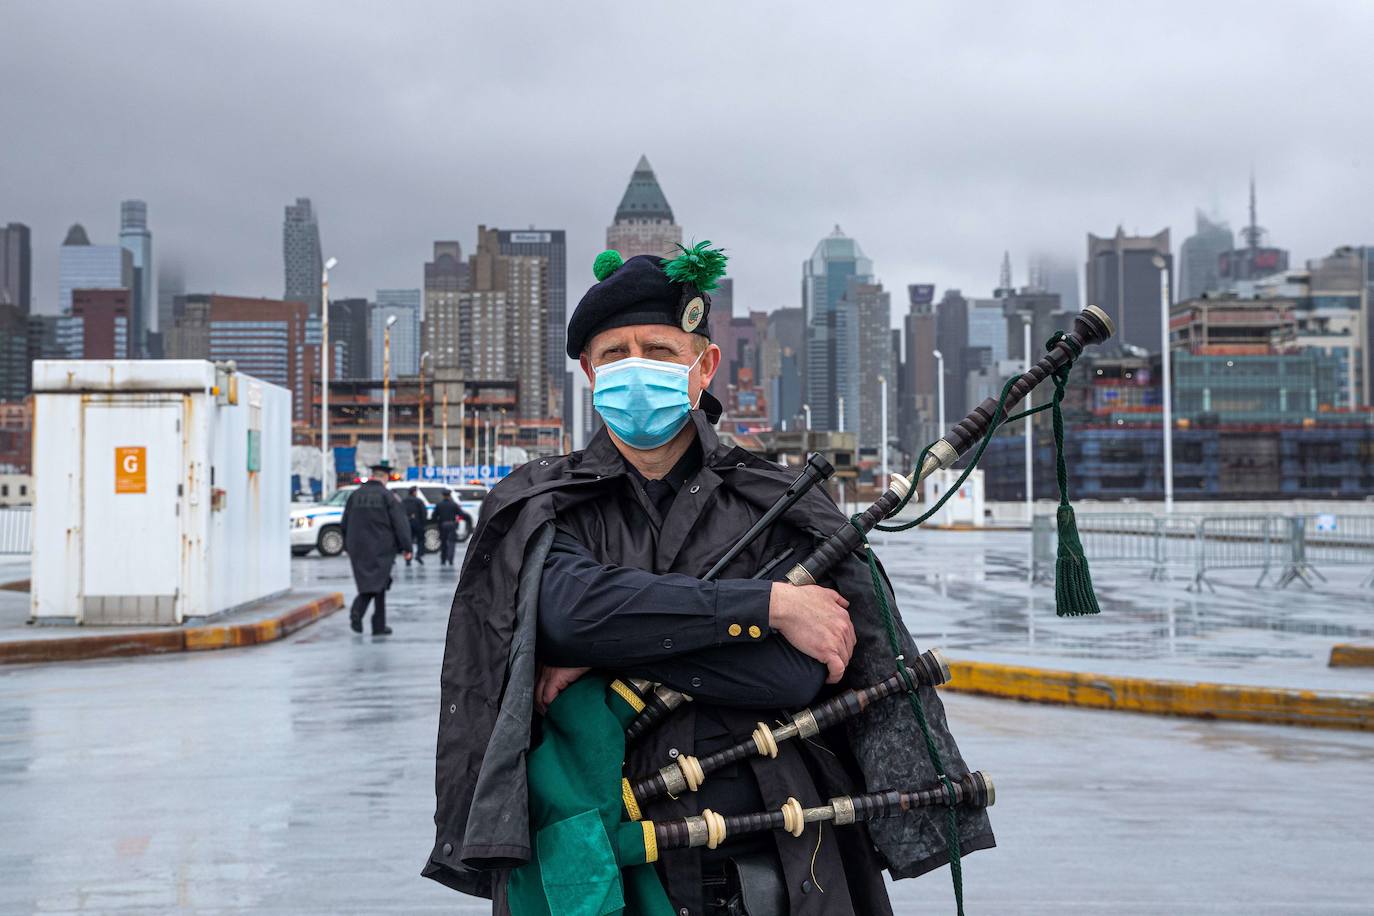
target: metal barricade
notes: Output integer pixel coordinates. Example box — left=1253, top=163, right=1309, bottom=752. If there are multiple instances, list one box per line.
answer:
left=1286, top=515, right=1374, bottom=589
left=0, top=507, right=32, bottom=554
left=1190, top=515, right=1289, bottom=592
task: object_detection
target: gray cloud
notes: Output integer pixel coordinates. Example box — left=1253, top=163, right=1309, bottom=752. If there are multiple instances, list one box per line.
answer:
left=3, top=0, right=1372, bottom=320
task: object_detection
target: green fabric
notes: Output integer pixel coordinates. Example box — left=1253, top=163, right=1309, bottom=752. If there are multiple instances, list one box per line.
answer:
left=506, top=677, right=675, bottom=916
left=1046, top=333, right=1101, bottom=617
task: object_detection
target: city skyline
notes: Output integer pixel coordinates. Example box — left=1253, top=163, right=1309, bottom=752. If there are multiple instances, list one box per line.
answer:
left=3, top=3, right=1372, bottom=321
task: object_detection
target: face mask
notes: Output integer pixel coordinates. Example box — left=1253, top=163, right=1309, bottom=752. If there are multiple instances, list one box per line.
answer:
left=593, top=354, right=703, bottom=450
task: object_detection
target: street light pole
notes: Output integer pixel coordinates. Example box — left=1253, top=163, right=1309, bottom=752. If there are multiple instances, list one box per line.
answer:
left=932, top=349, right=946, bottom=434
left=879, top=376, right=888, bottom=489
left=382, top=314, right=398, bottom=468
left=802, top=403, right=811, bottom=430
left=418, top=351, right=430, bottom=468
left=320, top=256, right=337, bottom=497
left=1153, top=256, right=1174, bottom=512
left=459, top=393, right=466, bottom=475
left=1021, top=314, right=1034, bottom=524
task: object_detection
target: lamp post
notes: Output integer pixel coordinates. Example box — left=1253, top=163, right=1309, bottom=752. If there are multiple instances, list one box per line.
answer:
left=418, top=351, right=431, bottom=469
left=1152, top=255, right=1174, bottom=512
left=382, top=314, right=398, bottom=468
left=801, top=403, right=811, bottom=430
left=879, top=376, right=889, bottom=489
left=1022, top=314, right=1033, bottom=524
left=932, top=349, right=946, bottom=434
left=320, top=256, right=337, bottom=497
left=458, top=392, right=466, bottom=476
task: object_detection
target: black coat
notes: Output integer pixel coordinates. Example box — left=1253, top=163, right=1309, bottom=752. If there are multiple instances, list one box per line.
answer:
left=424, top=406, right=994, bottom=906
left=432, top=498, right=463, bottom=525
left=402, top=494, right=428, bottom=528
left=341, top=480, right=411, bottom=593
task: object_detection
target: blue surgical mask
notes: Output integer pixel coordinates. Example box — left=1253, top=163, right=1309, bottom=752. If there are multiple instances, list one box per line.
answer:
left=593, top=354, right=703, bottom=450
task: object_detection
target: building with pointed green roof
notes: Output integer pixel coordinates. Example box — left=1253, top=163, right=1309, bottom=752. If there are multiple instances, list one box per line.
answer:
left=606, top=155, right=682, bottom=260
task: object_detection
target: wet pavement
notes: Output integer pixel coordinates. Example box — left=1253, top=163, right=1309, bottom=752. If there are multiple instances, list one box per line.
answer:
left=0, top=538, right=1371, bottom=913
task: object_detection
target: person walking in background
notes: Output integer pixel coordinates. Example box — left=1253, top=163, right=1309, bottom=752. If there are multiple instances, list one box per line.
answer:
left=401, top=485, right=428, bottom=566
left=431, top=488, right=462, bottom=566
left=341, top=466, right=412, bottom=637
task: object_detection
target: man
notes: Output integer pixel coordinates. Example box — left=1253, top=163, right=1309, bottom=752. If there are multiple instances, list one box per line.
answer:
left=402, top=485, right=429, bottom=566
left=431, top=489, right=463, bottom=566
left=426, top=244, right=993, bottom=914
left=341, top=465, right=411, bottom=636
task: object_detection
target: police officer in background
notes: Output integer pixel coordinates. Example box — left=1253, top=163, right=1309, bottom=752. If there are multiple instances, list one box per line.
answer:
left=401, top=485, right=428, bottom=566
left=431, top=489, right=463, bottom=566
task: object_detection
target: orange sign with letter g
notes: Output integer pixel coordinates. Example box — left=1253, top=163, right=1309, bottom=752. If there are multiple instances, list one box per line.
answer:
left=115, top=446, right=147, bottom=494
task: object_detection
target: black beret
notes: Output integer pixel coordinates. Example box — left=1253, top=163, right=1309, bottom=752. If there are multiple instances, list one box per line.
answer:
left=566, top=252, right=715, bottom=358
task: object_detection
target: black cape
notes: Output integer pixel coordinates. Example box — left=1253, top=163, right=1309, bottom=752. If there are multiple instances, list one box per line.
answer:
left=424, top=407, right=994, bottom=899
left=341, top=480, right=411, bottom=593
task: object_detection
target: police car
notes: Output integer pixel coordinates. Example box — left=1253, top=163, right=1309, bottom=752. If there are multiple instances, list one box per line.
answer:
left=290, top=482, right=482, bottom=557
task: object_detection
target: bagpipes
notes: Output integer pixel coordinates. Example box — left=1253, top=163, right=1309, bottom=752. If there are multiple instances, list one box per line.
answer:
left=508, top=306, right=1114, bottom=916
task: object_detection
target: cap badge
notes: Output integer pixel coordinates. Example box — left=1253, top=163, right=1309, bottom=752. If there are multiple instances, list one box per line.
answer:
left=682, top=297, right=705, bottom=332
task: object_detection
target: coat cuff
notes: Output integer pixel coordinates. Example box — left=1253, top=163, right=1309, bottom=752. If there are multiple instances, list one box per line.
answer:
left=713, top=578, right=773, bottom=644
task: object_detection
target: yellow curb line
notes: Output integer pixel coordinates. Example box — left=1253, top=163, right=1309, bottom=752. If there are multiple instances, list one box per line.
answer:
left=942, top=658, right=1374, bottom=732
left=1329, top=644, right=1374, bottom=668
left=0, top=593, right=344, bottom=666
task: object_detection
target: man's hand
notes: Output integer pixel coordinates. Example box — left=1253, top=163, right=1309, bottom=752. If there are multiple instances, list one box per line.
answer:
left=768, top=583, right=855, bottom=684
left=403, top=551, right=413, bottom=562
left=535, top=664, right=591, bottom=714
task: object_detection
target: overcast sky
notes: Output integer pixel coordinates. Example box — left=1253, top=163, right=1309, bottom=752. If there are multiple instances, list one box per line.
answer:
left=4, top=1, right=1373, bottom=322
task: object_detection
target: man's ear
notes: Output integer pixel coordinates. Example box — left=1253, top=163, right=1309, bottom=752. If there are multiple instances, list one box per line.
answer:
left=697, top=343, right=722, bottom=388
left=579, top=353, right=595, bottom=387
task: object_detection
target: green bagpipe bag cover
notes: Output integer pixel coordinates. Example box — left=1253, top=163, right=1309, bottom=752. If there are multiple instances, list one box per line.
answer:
left=507, top=675, right=675, bottom=916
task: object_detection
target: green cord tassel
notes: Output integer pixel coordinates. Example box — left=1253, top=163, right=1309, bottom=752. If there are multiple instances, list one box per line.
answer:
left=1054, top=504, right=1101, bottom=616
left=1047, top=333, right=1102, bottom=617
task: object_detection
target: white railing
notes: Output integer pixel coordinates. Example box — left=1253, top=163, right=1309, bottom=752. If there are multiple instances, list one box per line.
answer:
left=0, top=506, right=32, bottom=554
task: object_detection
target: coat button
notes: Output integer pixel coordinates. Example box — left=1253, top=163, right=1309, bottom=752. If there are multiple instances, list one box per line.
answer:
left=801, top=879, right=813, bottom=893
left=736, top=462, right=746, bottom=469
left=662, top=637, right=673, bottom=650
left=679, top=909, right=690, bottom=916
left=482, top=553, right=490, bottom=563
left=668, top=747, right=680, bottom=759
left=690, top=677, right=702, bottom=688
left=748, top=625, right=762, bottom=639
left=728, top=623, right=742, bottom=637
left=442, top=842, right=453, bottom=856
left=449, top=704, right=456, bottom=714
left=689, top=484, right=700, bottom=494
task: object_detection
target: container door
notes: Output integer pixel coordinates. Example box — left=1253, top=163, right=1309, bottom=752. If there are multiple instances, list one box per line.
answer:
left=81, top=400, right=182, bottom=624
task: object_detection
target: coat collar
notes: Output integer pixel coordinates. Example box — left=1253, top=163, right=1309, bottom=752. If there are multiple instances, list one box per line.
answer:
left=575, top=395, right=729, bottom=478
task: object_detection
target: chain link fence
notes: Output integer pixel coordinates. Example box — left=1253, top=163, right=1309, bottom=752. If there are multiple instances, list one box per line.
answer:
left=1032, top=512, right=1374, bottom=591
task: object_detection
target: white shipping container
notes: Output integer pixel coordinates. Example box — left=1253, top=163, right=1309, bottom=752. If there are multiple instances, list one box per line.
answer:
left=31, top=360, right=292, bottom=625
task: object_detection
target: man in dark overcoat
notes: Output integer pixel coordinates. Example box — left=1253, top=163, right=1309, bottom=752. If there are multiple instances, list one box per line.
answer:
left=402, top=485, right=429, bottom=566
left=431, top=489, right=464, bottom=566
left=341, top=469, right=412, bottom=636
left=425, top=244, right=993, bottom=915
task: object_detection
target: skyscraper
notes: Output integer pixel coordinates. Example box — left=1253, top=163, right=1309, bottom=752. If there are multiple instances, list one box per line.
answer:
left=58, top=224, right=131, bottom=314
left=463, top=227, right=547, bottom=418
left=848, top=281, right=894, bottom=452
left=283, top=198, right=323, bottom=309
left=372, top=289, right=422, bottom=379
left=499, top=228, right=566, bottom=417
left=119, top=200, right=154, bottom=355
left=764, top=306, right=804, bottom=427
left=901, top=284, right=939, bottom=455
left=606, top=155, right=682, bottom=259
left=710, top=278, right=737, bottom=387
left=70, top=289, right=132, bottom=359
left=802, top=226, right=873, bottom=431
left=1085, top=227, right=1172, bottom=353
left=0, top=223, right=31, bottom=313
left=1217, top=177, right=1289, bottom=290
left=935, top=289, right=969, bottom=422
left=157, top=258, right=184, bottom=338
left=1026, top=254, right=1079, bottom=313
left=1179, top=211, right=1234, bottom=300
left=329, top=297, right=372, bottom=379
left=424, top=241, right=468, bottom=371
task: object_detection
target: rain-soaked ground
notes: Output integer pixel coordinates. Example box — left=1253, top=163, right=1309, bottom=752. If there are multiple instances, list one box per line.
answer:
left=0, top=534, right=1372, bottom=914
